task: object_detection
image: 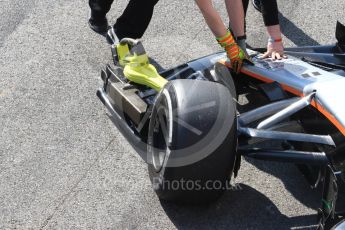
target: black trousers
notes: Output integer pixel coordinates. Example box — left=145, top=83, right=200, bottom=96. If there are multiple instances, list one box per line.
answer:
left=242, top=0, right=279, bottom=26
left=89, top=0, right=159, bottom=39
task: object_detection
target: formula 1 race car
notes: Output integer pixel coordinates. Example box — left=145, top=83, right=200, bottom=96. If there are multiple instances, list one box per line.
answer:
left=97, top=21, right=345, bottom=229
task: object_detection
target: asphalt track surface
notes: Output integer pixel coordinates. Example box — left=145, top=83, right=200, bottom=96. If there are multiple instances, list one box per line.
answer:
left=1, top=0, right=344, bottom=229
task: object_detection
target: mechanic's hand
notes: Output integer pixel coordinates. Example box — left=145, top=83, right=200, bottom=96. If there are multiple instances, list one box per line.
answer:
left=225, top=44, right=253, bottom=73
left=261, top=40, right=287, bottom=60
left=217, top=30, right=253, bottom=73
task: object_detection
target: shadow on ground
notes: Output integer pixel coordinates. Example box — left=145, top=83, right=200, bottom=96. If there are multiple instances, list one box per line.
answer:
left=161, top=183, right=318, bottom=230
left=279, top=12, right=320, bottom=46
left=246, top=158, right=322, bottom=210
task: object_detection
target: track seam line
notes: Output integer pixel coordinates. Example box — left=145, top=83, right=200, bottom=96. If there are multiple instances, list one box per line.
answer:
left=39, top=137, right=116, bottom=230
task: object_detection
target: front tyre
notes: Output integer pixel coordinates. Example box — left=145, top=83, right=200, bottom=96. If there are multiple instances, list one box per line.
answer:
left=147, top=79, right=237, bottom=204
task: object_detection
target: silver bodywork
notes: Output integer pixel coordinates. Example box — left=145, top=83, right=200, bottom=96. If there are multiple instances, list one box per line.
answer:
left=239, top=50, right=345, bottom=137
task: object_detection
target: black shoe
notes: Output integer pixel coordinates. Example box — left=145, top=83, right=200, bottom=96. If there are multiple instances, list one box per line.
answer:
left=88, top=17, right=109, bottom=34
left=252, top=0, right=262, bottom=13
left=106, top=27, right=119, bottom=45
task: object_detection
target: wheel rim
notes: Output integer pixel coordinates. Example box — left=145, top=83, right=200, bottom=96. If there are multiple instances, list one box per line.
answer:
left=152, top=105, right=170, bottom=172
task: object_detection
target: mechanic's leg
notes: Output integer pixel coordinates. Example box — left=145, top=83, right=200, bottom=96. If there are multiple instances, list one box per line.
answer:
left=89, top=0, right=114, bottom=19
left=252, top=0, right=262, bottom=12
left=89, top=0, right=113, bottom=33
left=113, top=0, right=159, bottom=39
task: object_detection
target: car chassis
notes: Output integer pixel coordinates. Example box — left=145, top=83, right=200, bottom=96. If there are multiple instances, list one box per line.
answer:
left=97, top=21, right=345, bottom=229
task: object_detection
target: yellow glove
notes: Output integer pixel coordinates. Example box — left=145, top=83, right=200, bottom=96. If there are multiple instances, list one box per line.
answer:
left=216, top=31, right=252, bottom=73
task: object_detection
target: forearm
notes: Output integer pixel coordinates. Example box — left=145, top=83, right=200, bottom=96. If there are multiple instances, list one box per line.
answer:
left=266, top=24, right=282, bottom=39
left=261, top=0, right=279, bottom=26
left=225, top=0, right=245, bottom=37
left=262, top=0, right=284, bottom=50
left=195, top=0, right=250, bottom=73
left=194, top=0, right=227, bottom=37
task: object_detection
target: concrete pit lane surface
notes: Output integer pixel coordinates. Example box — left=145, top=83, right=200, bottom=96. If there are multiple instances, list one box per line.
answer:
left=0, top=0, right=344, bottom=229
